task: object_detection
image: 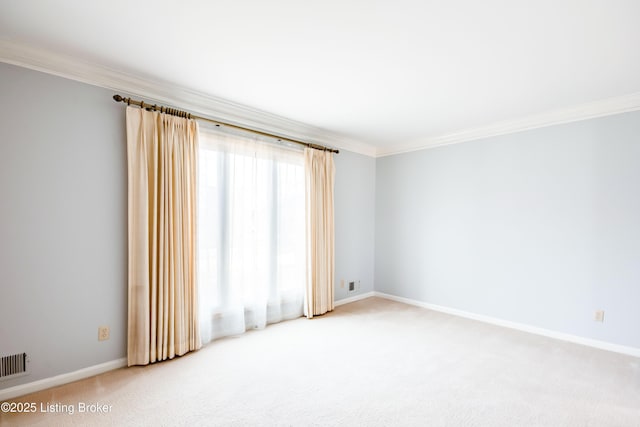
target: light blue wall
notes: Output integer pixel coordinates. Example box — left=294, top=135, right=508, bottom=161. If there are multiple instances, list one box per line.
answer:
left=375, top=112, right=640, bottom=348
left=334, top=150, right=376, bottom=300
left=3, top=58, right=636, bottom=392
left=0, top=62, right=378, bottom=391
left=0, top=62, right=128, bottom=389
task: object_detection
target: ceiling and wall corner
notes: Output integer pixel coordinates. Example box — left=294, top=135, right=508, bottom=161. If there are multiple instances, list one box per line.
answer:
left=0, top=40, right=377, bottom=157
left=1, top=0, right=639, bottom=158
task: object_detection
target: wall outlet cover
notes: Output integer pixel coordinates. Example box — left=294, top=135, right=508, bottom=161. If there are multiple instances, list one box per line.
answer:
left=594, top=310, right=605, bottom=322
left=98, top=326, right=110, bottom=341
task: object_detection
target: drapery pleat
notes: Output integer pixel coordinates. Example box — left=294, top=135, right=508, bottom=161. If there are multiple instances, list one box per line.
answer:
left=304, top=148, right=335, bottom=318
left=126, top=106, right=201, bottom=366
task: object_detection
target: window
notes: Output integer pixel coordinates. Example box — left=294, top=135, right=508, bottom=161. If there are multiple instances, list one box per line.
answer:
left=198, top=125, right=305, bottom=343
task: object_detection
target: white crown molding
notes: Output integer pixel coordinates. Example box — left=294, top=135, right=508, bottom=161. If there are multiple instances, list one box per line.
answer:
left=373, top=292, right=640, bottom=357
left=3, top=40, right=638, bottom=160
left=376, top=92, right=640, bottom=157
left=0, top=39, right=377, bottom=157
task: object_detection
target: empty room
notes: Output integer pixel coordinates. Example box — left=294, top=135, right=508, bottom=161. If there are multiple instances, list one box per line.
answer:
left=1, top=1, right=639, bottom=426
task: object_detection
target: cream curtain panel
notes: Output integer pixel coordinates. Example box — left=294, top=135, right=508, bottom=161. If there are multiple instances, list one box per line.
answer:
left=304, top=148, right=335, bottom=318
left=126, top=106, right=201, bottom=366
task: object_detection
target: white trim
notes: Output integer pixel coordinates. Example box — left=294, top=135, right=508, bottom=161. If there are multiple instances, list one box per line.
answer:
left=0, top=40, right=377, bottom=158
left=2, top=296, right=637, bottom=401
left=334, top=292, right=376, bottom=307
left=0, top=358, right=127, bottom=401
left=3, top=40, right=640, bottom=159
left=373, top=292, right=640, bottom=358
left=375, top=92, right=640, bottom=157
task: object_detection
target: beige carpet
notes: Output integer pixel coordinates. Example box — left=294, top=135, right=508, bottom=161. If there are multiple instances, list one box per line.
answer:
left=1, top=297, right=639, bottom=426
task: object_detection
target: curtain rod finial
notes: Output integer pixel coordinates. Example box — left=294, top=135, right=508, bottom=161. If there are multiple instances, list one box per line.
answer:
left=113, top=94, right=123, bottom=102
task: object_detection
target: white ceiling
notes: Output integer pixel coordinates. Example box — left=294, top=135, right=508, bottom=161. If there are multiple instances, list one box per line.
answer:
left=1, top=0, right=639, bottom=156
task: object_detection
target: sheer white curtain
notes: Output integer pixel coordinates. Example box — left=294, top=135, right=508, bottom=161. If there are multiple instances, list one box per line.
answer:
left=198, top=125, right=306, bottom=344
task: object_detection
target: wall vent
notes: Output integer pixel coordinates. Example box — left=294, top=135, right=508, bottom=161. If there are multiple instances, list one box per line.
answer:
left=0, top=353, right=28, bottom=381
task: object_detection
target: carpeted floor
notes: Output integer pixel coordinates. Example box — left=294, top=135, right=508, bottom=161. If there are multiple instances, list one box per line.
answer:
left=2, top=297, right=639, bottom=426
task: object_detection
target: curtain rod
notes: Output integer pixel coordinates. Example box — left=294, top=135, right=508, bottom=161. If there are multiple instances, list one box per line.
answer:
left=112, top=95, right=339, bottom=154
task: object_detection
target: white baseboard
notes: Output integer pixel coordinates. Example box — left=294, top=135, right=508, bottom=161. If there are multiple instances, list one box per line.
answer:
left=334, top=291, right=376, bottom=307
left=4, top=293, right=636, bottom=401
left=373, top=292, right=640, bottom=358
left=0, top=358, right=127, bottom=402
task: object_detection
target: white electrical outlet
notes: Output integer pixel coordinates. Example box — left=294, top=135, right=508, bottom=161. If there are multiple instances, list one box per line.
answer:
left=98, top=326, right=110, bottom=341
left=340, top=279, right=345, bottom=289
left=594, top=310, right=605, bottom=322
